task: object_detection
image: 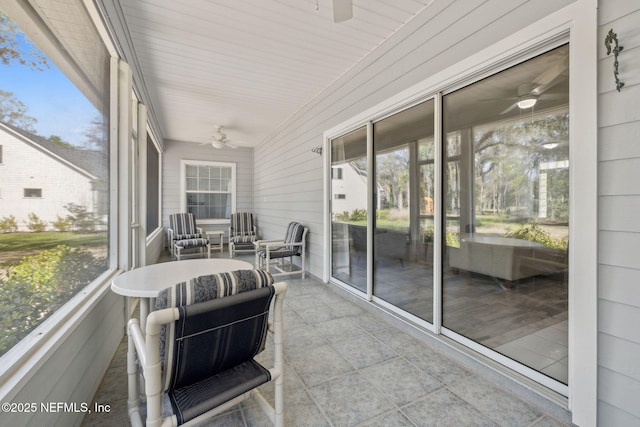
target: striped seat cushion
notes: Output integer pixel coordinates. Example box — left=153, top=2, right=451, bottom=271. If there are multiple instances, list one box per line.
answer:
left=230, top=234, right=256, bottom=244
left=174, top=233, right=202, bottom=240
left=173, top=237, right=208, bottom=248
left=257, top=246, right=299, bottom=259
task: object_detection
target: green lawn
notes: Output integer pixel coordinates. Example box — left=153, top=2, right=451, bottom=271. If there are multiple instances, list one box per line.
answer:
left=0, top=232, right=107, bottom=253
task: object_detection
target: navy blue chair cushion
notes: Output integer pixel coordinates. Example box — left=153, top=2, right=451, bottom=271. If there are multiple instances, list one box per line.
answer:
left=155, top=270, right=274, bottom=391
left=168, top=286, right=275, bottom=424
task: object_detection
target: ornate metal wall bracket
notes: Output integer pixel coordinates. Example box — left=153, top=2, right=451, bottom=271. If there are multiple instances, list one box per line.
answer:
left=604, top=29, right=624, bottom=92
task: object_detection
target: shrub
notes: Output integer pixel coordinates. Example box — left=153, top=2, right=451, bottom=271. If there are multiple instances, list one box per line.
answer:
left=0, top=245, right=106, bottom=356
left=51, top=215, right=73, bottom=232
left=446, top=232, right=460, bottom=248
left=422, top=226, right=434, bottom=242
left=25, top=212, right=47, bottom=232
left=503, top=222, right=567, bottom=250
left=65, top=203, right=100, bottom=232
left=335, top=209, right=368, bottom=223
left=335, top=211, right=351, bottom=222
left=350, top=209, right=367, bottom=221
left=0, top=215, right=18, bottom=233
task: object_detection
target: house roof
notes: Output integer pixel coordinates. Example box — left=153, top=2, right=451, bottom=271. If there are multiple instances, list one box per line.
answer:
left=0, top=121, right=106, bottom=180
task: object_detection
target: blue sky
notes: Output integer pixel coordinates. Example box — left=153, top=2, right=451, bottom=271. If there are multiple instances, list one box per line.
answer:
left=1, top=35, right=99, bottom=147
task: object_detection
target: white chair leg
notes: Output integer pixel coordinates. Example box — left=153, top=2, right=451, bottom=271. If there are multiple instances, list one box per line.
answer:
left=301, top=251, right=306, bottom=279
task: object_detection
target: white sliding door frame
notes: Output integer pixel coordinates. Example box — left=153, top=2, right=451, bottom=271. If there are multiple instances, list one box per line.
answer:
left=323, top=1, right=597, bottom=424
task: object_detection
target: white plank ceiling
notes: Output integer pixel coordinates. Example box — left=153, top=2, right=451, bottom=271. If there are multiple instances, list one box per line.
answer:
left=118, top=0, right=432, bottom=147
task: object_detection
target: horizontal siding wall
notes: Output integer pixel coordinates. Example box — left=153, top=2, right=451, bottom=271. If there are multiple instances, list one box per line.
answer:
left=253, top=0, right=574, bottom=278
left=162, top=140, right=253, bottom=236
left=597, top=0, right=640, bottom=425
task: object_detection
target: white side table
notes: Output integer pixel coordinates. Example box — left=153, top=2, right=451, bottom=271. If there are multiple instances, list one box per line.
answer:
left=206, top=230, right=225, bottom=253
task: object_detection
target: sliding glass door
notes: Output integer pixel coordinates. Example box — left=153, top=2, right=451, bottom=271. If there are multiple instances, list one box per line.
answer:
left=442, top=45, right=569, bottom=384
left=329, top=44, right=569, bottom=387
left=372, top=100, right=435, bottom=322
left=331, top=127, right=368, bottom=292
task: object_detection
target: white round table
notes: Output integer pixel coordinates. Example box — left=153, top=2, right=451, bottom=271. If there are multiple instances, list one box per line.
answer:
left=111, top=258, right=253, bottom=328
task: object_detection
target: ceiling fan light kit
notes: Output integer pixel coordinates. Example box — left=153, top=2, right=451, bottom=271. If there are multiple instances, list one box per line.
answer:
left=202, top=125, right=240, bottom=149
left=517, top=97, right=537, bottom=110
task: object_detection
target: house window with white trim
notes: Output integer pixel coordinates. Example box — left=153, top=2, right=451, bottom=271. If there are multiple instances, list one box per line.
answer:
left=181, top=160, right=236, bottom=224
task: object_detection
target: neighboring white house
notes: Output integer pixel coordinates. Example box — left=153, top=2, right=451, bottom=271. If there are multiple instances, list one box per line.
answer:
left=0, top=122, right=106, bottom=232
left=331, top=162, right=367, bottom=217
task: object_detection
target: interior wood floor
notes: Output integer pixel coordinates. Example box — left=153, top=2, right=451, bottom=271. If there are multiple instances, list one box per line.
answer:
left=334, top=255, right=568, bottom=384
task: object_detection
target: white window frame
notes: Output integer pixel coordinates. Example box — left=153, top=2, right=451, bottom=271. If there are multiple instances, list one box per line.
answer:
left=180, top=160, right=236, bottom=225
left=323, top=1, right=597, bottom=425
left=145, top=128, right=163, bottom=239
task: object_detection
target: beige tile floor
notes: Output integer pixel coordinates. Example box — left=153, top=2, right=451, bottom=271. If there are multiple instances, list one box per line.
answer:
left=83, top=252, right=573, bottom=427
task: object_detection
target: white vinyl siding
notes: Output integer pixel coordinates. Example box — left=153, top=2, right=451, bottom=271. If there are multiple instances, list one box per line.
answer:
left=597, top=0, right=640, bottom=424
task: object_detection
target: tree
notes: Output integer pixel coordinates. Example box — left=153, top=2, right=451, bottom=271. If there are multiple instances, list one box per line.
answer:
left=0, top=11, right=47, bottom=131
left=0, top=11, right=48, bottom=70
left=48, top=135, right=73, bottom=148
left=0, top=89, right=37, bottom=131
left=83, top=116, right=108, bottom=150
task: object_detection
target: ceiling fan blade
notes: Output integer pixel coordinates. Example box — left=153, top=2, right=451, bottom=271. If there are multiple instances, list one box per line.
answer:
left=499, top=102, right=518, bottom=115
left=531, top=58, right=568, bottom=95
left=332, top=0, right=352, bottom=22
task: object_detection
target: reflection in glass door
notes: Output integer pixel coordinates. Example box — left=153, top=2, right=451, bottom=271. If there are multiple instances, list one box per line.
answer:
left=442, top=45, right=570, bottom=384
left=372, top=100, right=435, bottom=322
left=328, top=44, right=570, bottom=391
left=331, top=127, right=368, bottom=292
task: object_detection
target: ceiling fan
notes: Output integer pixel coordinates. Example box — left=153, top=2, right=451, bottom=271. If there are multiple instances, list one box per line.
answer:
left=202, top=126, right=240, bottom=149
left=498, top=56, right=568, bottom=115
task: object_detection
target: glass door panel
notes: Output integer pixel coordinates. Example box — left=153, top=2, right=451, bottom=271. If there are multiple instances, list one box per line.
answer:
left=442, top=45, right=570, bottom=384
left=331, top=127, right=368, bottom=292
left=373, top=100, right=435, bottom=322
